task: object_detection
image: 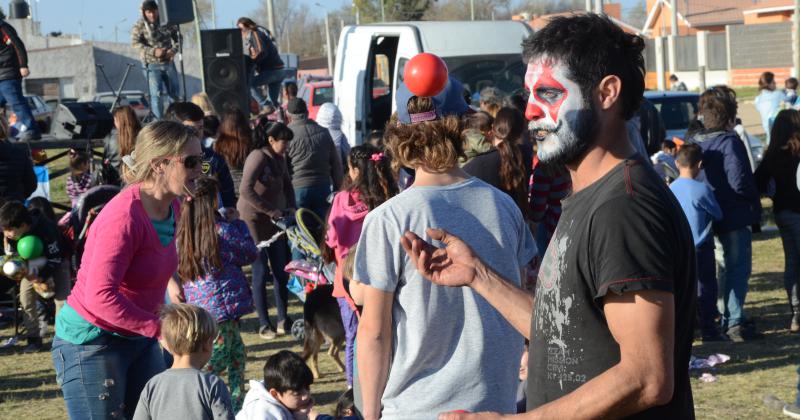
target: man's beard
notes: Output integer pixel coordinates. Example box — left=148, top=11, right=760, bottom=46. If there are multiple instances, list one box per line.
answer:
left=531, top=102, right=598, bottom=166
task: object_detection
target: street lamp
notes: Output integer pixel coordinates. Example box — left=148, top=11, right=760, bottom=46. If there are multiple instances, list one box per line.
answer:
left=114, top=18, right=127, bottom=44
left=314, top=3, right=334, bottom=75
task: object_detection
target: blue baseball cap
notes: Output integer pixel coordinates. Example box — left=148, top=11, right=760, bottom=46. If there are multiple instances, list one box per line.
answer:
left=396, top=76, right=470, bottom=124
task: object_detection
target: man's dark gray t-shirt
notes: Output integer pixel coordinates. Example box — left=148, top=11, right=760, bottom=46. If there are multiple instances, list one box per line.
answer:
left=528, top=158, right=696, bottom=419
left=133, top=368, right=235, bottom=420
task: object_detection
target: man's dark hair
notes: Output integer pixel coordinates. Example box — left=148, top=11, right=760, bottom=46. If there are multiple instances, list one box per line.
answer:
left=164, top=102, right=204, bottom=123
left=284, top=82, right=298, bottom=99
left=661, top=140, right=676, bottom=150
left=522, top=13, right=645, bottom=120
left=669, top=74, right=678, bottom=82
left=676, top=143, right=702, bottom=168
left=786, top=77, right=799, bottom=90
left=698, top=85, right=737, bottom=131
left=263, top=350, right=313, bottom=393
left=203, top=115, right=220, bottom=139
left=0, top=201, right=32, bottom=229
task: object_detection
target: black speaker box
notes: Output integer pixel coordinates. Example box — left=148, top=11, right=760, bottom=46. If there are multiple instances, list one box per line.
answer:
left=51, top=102, right=114, bottom=140
left=158, top=0, right=194, bottom=26
left=201, top=29, right=248, bottom=114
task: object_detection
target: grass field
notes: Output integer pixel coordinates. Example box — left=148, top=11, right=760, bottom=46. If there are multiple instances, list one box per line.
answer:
left=0, top=154, right=798, bottom=418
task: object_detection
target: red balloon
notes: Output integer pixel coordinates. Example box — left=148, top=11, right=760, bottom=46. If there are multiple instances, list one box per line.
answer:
left=403, top=53, right=449, bottom=97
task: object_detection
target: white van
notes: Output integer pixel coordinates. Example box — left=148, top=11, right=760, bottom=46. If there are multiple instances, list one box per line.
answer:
left=333, top=21, right=532, bottom=146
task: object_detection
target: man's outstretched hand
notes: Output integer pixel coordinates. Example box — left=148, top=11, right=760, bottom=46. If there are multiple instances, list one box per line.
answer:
left=400, top=228, right=480, bottom=288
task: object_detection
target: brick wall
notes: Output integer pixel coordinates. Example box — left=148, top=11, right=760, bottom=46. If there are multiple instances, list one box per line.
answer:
left=729, top=67, right=793, bottom=87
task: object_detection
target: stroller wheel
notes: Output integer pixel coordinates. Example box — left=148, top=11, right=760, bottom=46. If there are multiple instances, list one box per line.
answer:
left=291, top=318, right=305, bottom=342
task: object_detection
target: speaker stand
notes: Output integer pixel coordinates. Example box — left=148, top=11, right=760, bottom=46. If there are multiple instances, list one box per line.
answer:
left=177, top=27, right=187, bottom=102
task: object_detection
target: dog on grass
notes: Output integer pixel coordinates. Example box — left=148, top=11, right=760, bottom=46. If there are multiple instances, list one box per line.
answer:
left=300, top=284, right=346, bottom=378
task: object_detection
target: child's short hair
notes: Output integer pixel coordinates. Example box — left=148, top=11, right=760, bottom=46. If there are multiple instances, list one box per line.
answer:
left=68, top=149, right=91, bottom=171
left=0, top=201, right=32, bottom=229
left=160, top=303, right=218, bottom=355
left=676, top=143, right=703, bottom=168
left=661, top=140, right=676, bottom=150
left=786, top=77, right=799, bottom=90
left=263, top=350, right=314, bottom=393
left=27, top=197, right=56, bottom=222
left=335, top=389, right=355, bottom=418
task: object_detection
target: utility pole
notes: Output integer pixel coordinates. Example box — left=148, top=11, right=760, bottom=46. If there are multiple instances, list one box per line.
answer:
left=671, top=0, right=679, bottom=36
left=594, top=0, right=603, bottom=14
left=470, top=0, right=475, bottom=20
left=325, top=13, right=333, bottom=75
left=380, top=0, right=386, bottom=22
left=211, top=0, right=217, bottom=29
left=192, top=0, right=204, bottom=91
left=585, top=0, right=592, bottom=12
left=794, top=0, right=800, bottom=77
left=267, top=0, right=276, bottom=35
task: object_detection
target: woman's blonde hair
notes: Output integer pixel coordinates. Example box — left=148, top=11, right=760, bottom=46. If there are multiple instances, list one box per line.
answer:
left=122, top=120, right=198, bottom=185
left=191, top=92, right=217, bottom=117
left=384, top=97, right=464, bottom=173
left=160, top=303, right=218, bottom=355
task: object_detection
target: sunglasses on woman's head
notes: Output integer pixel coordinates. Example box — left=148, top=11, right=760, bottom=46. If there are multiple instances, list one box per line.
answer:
left=168, top=154, right=204, bottom=169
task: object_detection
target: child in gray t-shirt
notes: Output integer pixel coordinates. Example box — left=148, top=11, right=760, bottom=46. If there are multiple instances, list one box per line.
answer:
left=133, top=304, right=235, bottom=420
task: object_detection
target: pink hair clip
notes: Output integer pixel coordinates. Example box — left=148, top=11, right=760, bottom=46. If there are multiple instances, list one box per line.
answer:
left=370, top=152, right=384, bottom=162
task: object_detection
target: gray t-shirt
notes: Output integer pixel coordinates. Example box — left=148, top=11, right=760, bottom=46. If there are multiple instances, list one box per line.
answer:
left=354, top=177, right=537, bottom=419
left=133, top=368, right=235, bottom=420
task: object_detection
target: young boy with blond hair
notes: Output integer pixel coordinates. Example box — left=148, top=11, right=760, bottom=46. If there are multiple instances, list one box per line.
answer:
left=133, top=303, right=235, bottom=420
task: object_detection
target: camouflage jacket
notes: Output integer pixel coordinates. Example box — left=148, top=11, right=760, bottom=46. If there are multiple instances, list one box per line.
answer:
left=130, top=18, right=178, bottom=65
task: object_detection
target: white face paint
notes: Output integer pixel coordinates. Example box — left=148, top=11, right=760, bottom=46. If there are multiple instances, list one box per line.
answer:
left=524, top=59, right=595, bottom=164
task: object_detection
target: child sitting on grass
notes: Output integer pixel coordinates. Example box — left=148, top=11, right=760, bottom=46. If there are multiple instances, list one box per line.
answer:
left=237, top=350, right=357, bottom=420
left=133, top=303, right=235, bottom=420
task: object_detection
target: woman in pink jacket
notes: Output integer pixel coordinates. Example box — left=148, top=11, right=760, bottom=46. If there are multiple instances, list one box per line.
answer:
left=51, top=121, right=203, bottom=419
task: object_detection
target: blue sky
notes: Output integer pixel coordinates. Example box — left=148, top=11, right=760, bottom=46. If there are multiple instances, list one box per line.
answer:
left=31, top=0, right=347, bottom=42
left=31, top=0, right=641, bottom=42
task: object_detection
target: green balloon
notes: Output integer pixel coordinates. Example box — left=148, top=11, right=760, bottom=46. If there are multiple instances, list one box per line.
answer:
left=17, top=235, right=44, bottom=260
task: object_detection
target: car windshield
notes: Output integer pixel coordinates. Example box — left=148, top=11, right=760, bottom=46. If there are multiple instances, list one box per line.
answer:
left=649, top=96, right=699, bottom=131
left=442, top=54, right=526, bottom=100
left=313, top=86, right=334, bottom=106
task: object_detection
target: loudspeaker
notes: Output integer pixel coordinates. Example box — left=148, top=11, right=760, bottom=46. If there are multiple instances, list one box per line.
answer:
left=51, top=102, right=114, bottom=140
left=201, top=29, right=249, bottom=114
left=157, top=0, right=194, bottom=26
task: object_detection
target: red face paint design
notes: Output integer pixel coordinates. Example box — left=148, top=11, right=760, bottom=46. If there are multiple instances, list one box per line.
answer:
left=525, top=63, right=569, bottom=124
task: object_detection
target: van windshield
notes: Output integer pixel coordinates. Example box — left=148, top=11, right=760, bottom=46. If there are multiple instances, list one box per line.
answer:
left=441, top=54, right=526, bottom=102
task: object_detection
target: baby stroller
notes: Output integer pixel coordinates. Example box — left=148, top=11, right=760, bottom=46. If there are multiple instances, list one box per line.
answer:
left=256, top=208, right=332, bottom=341
left=61, top=185, right=121, bottom=274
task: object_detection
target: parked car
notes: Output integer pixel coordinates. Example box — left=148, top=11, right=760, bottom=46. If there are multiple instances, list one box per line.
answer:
left=44, top=97, right=77, bottom=110
left=92, top=90, right=150, bottom=121
left=8, top=94, right=52, bottom=134
left=644, top=90, right=764, bottom=169
left=299, top=80, right=334, bottom=121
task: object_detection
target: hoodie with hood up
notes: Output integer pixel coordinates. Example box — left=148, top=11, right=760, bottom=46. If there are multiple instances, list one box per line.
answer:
left=316, top=103, right=350, bottom=168
left=235, top=380, right=293, bottom=420
left=325, top=189, right=369, bottom=309
left=131, top=6, right=178, bottom=65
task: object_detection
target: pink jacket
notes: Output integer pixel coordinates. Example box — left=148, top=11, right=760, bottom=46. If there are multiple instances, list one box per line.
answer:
left=66, top=184, right=181, bottom=338
left=325, top=190, right=368, bottom=305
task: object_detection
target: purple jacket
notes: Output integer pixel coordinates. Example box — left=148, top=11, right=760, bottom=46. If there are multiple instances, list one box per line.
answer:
left=184, top=219, right=258, bottom=322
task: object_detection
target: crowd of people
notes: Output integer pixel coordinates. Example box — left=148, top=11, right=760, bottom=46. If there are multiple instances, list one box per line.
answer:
left=1, top=1, right=800, bottom=419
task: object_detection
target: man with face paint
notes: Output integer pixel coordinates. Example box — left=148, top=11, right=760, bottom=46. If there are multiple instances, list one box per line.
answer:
left=401, top=14, right=696, bottom=420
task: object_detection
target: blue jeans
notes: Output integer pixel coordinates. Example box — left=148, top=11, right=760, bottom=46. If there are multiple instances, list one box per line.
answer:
left=776, top=210, right=800, bottom=312
left=252, top=237, right=290, bottom=330
left=249, top=66, right=288, bottom=107
left=0, top=78, right=40, bottom=137
left=715, top=227, right=753, bottom=329
left=51, top=335, right=166, bottom=419
left=337, top=297, right=358, bottom=387
left=696, top=243, right=719, bottom=334
left=143, top=63, right=179, bottom=119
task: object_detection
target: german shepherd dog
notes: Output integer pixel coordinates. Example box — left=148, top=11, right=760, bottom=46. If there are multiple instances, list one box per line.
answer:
left=300, top=284, right=346, bottom=378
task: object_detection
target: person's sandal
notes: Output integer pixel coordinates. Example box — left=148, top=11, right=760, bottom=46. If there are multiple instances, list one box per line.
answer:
left=259, top=326, right=276, bottom=340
